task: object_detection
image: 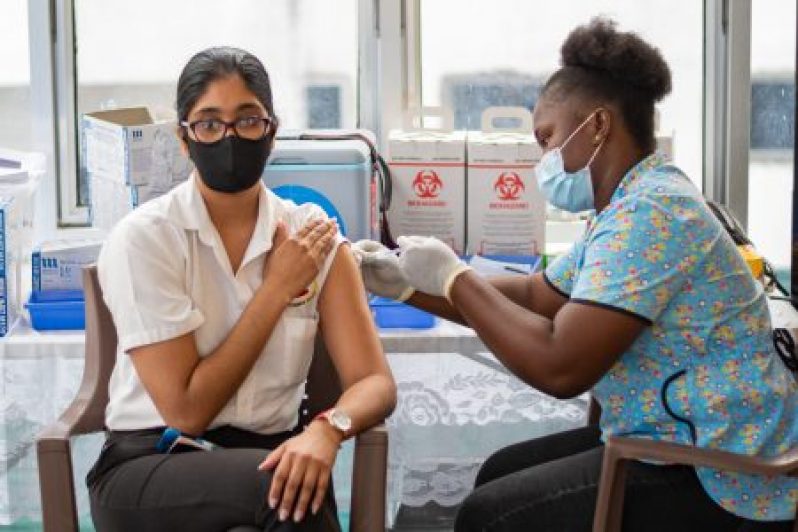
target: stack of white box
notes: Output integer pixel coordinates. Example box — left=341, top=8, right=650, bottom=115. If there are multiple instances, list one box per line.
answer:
left=83, top=107, right=193, bottom=232
left=387, top=106, right=677, bottom=257
left=466, top=107, right=545, bottom=256
left=387, top=108, right=467, bottom=254
left=0, top=149, right=45, bottom=335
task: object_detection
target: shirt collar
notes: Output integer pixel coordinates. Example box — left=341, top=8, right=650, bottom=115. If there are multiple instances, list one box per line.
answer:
left=169, top=173, right=281, bottom=262
left=609, top=151, right=670, bottom=204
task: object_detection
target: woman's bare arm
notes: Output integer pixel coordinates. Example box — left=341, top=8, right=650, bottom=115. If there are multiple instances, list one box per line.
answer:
left=407, top=272, right=569, bottom=324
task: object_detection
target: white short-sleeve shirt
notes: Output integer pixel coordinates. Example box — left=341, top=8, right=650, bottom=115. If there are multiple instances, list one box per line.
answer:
left=98, top=175, right=343, bottom=433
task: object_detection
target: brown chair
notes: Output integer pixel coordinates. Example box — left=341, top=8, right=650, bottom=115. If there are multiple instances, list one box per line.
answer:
left=37, top=265, right=389, bottom=532
left=591, top=371, right=798, bottom=532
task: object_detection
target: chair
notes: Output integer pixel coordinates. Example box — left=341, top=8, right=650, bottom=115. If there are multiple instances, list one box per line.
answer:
left=591, top=348, right=798, bottom=532
left=37, top=265, right=389, bottom=532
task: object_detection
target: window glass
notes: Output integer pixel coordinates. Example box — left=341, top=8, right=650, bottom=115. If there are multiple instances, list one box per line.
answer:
left=420, top=0, right=704, bottom=187
left=0, top=0, right=32, bottom=152
left=747, top=0, right=795, bottom=280
left=74, top=0, right=358, bottom=204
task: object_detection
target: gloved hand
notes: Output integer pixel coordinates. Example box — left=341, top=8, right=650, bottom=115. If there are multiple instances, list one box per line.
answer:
left=397, top=236, right=471, bottom=300
left=351, top=240, right=415, bottom=302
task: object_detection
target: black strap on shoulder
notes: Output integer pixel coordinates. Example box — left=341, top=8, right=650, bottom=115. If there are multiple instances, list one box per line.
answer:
left=774, top=328, right=798, bottom=373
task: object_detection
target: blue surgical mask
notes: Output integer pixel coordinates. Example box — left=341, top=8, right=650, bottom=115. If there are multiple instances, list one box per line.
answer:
left=535, top=110, right=604, bottom=213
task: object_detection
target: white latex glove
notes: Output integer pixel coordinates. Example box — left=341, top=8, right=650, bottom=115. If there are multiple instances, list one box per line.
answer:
left=351, top=240, right=415, bottom=302
left=397, top=236, right=471, bottom=299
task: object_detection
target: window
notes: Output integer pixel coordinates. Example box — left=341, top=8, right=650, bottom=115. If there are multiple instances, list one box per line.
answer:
left=0, top=0, right=32, bottom=152
left=419, top=0, right=705, bottom=187
left=747, top=0, right=796, bottom=279
left=444, top=72, right=540, bottom=130
left=73, top=0, right=358, bottom=206
left=307, top=85, right=343, bottom=128
left=751, top=82, right=795, bottom=150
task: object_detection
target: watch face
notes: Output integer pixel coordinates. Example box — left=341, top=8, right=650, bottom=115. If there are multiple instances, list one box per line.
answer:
left=330, top=409, right=352, bottom=432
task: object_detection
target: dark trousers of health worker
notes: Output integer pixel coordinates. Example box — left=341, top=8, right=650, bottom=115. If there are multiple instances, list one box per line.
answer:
left=454, top=426, right=793, bottom=532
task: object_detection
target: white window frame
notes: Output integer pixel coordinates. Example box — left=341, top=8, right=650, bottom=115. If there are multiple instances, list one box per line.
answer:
left=30, top=0, right=86, bottom=229
left=704, top=0, right=752, bottom=229
left=34, top=0, right=383, bottom=230
left=385, top=0, right=754, bottom=225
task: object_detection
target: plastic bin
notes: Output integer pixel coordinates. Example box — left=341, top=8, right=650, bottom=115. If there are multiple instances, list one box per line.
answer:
left=369, top=296, right=435, bottom=329
left=25, top=290, right=85, bottom=330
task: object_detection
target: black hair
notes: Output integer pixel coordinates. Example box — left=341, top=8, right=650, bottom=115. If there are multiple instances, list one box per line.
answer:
left=542, top=18, right=672, bottom=153
left=176, top=46, right=279, bottom=128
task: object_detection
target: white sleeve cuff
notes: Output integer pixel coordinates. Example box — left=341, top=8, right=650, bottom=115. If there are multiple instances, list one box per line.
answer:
left=444, top=264, right=473, bottom=303
left=118, top=309, right=205, bottom=354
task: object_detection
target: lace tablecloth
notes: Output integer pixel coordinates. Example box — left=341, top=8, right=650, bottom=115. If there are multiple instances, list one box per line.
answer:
left=385, top=351, right=587, bottom=513
left=0, top=324, right=99, bottom=526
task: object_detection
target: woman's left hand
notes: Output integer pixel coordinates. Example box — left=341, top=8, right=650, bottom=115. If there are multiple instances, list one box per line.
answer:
left=258, top=421, right=342, bottom=523
left=397, top=235, right=471, bottom=298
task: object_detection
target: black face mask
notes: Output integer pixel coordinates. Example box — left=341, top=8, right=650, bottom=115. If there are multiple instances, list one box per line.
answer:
left=187, top=135, right=272, bottom=193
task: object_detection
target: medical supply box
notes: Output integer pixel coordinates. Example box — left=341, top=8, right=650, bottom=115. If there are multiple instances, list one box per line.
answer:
left=388, top=109, right=467, bottom=254
left=0, top=196, right=22, bottom=336
left=263, top=132, right=376, bottom=242
left=32, top=239, right=103, bottom=292
left=82, top=107, right=193, bottom=231
left=466, top=107, right=545, bottom=256
left=0, top=149, right=45, bottom=335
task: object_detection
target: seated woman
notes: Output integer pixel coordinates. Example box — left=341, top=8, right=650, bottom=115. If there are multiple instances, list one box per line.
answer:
left=357, top=18, right=798, bottom=531
left=87, top=47, right=396, bottom=532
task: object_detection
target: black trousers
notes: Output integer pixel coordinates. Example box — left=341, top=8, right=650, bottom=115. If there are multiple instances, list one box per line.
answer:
left=454, top=426, right=792, bottom=532
left=87, top=425, right=341, bottom=532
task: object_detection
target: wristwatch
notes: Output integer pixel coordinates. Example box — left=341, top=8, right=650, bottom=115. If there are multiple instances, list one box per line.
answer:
left=315, top=408, right=353, bottom=436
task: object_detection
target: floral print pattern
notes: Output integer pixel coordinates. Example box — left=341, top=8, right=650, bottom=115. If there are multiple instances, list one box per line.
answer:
left=545, top=153, right=798, bottom=521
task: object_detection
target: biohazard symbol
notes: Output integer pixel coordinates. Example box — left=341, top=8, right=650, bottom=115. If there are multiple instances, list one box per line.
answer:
left=494, top=171, right=525, bottom=201
left=413, top=170, right=444, bottom=199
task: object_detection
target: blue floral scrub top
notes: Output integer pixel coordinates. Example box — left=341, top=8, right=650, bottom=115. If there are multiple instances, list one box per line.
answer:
left=545, top=153, right=798, bottom=521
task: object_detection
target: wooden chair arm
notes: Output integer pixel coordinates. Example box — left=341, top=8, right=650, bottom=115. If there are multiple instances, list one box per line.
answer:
left=593, top=435, right=798, bottom=532
left=350, top=423, right=388, bottom=532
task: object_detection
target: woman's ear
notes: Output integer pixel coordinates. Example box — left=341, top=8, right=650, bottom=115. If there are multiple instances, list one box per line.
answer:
left=176, top=126, right=189, bottom=157
left=593, top=108, right=612, bottom=146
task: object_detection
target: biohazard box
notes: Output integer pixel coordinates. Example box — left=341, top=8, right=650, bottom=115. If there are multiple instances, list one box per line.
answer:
left=466, top=107, right=545, bottom=256
left=388, top=124, right=467, bottom=254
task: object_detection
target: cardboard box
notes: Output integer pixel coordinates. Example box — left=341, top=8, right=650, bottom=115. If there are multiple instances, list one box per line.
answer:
left=466, top=107, right=545, bottom=256
left=32, top=240, right=103, bottom=292
left=82, top=107, right=193, bottom=230
left=87, top=172, right=136, bottom=232
left=83, top=107, right=193, bottom=187
left=387, top=109, right=466, bottom=253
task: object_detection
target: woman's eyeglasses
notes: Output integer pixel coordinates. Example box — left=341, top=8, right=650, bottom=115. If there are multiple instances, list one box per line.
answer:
left=181, top=116, right=273, bottom=144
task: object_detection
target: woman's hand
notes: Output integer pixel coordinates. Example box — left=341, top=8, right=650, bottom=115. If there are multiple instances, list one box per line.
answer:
left=397, top=235, right=471, bottom=298
left=262, top=219, right=338, bottom=302
left=352, top=239, right=415, bottom=301
left=258, top=421, right=343, bottom=523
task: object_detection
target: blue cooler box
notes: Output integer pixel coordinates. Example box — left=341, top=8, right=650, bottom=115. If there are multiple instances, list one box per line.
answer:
left=263, top=137, right=375, bottom=242
left=26, top=290, right=85, bottom=330
left=369, top=296, right=435, bottom=329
